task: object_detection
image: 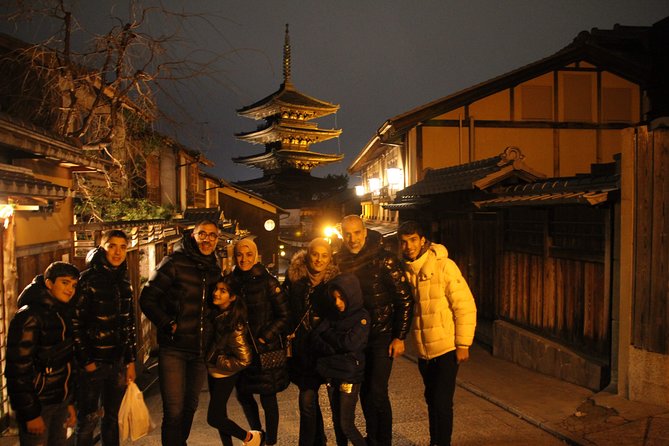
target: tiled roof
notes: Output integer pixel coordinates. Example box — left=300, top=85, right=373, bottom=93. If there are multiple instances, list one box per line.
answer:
left=474, top=163, right=619, bottom=208
left=237, top=83, right=339, bottom=118
left=0, top=165, right=70, bottom=199
left=392, top=147, right=543, bottom=202
left=179, top=207, right=223, bottom=225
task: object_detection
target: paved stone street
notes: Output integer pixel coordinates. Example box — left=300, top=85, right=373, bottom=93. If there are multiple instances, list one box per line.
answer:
left=126, top=354, right=565, bottom=446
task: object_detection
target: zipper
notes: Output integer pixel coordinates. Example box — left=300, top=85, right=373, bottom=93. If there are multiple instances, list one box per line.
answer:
left=200, top=274, right=206, bottom=354
left=56, top=310, right=71, bottom=399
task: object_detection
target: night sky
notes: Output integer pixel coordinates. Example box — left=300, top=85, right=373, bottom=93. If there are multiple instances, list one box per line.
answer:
left=2, top=1, right=668, bottom=183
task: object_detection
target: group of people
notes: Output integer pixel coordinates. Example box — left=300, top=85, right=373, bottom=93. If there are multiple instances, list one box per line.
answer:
left=5, top=214, right=477, bottom=446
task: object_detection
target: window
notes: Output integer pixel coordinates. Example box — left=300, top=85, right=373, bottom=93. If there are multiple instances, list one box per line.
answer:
left=503, top=208, right=546, bottom=255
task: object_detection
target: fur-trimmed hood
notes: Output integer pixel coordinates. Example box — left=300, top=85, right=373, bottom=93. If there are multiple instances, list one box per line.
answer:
left=286, top=249, right=339, bottom=284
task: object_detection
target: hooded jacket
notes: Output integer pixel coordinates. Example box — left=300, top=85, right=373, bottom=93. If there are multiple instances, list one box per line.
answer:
left=6, top=276, right=75, bottom=422
left=283, top=249, right=339, bottom=386
left=311, top=273, right=370, bottom=383
left=404, top=243, right=477, bottom=359
left=224, top=263, right=290, bottom=394
left=335, top=229, right=413, bottom=340
left=73, top=247, right=136, bottom=366
left=140, top=232, right=221, bottom=354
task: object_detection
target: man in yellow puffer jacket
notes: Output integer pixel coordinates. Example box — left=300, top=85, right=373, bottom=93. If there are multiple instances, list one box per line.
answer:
left=398, top=221, right=477, bottom=446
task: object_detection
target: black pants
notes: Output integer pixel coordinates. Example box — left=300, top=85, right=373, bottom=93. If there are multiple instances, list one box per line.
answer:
left=360, top=334, right=393, bottom=446
left=75, top=360, right=126, bottom=446
left=236, top=390, right=280, bottom=444
left=418, top=350, right=459, bottom=446
left=327, top=381, right=365, bottom=446
left=207, top=374, right=247, bottom=446
left=297, top=384, right=326, bottom=446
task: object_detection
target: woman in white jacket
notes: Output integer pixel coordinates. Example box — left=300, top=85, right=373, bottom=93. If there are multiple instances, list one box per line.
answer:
left=398, top=221, right=477, bottom=446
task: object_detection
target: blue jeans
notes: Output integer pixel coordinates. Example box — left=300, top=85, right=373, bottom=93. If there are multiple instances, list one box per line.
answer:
left=297, top=384, right=326, bottom=446
left=158, top=348, right=207, bottom=446
left=360, top=334, right=394, bottom=446
left=327, top=381, right=365, bottom=446
left=75, top=360, right=126, bottom=446
left=418, top=350, right=459, bottom=446
left=18, top=400, right=70, bottom=446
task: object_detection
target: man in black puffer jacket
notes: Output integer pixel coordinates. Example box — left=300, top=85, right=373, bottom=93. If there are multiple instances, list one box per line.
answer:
left=6, top=261, right=79, bottom=446
left=73, top=229, right=137, bottom=446
left=140, top=220, right=221, bottom=446
left=335, top=215, right=413, bottom=446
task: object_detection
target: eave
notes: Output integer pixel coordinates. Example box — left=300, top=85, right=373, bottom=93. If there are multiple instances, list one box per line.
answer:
left=236, top=122, right=342, bottom=145
left=0, top=113, right=111, bottom=172
left=0, top=164, right=71, bottom=200
left=237, top=83, right=339, bottom=120
left=233, top=149, right=343, bottom=170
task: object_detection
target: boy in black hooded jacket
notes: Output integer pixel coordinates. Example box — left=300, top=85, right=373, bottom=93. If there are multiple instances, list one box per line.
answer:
left=311, top=273, right=370, bottom=446
left=5, top=261, right=79, bottom=446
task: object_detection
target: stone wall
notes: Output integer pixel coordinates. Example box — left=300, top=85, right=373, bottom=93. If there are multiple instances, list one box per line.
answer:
left=493, top=320, right=607, bottom=391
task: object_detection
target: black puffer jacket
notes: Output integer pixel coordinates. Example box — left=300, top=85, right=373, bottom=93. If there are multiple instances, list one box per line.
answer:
left=140, top=233, right=221, bottom=354
left=283, top=249, right=339, bottom=387
left=6, top=276, right=75, bottom=422
left=311, top=273, right=370, bottom=383
left=335, top=229, right=413, bottom=339
left=73, top=247, right=136, bottom=366
left=204, top=307, right=253, bottom=378
left=224, top=264, right=290, bottom=394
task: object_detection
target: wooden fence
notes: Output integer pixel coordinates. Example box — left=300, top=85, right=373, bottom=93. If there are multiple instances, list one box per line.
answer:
left=633, top=127, right=669, bottom=353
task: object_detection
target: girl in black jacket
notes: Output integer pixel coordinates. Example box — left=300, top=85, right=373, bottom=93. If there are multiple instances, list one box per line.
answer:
left=311, top=273, right=370, bottom=446
left=204, top=278, right=262, bottom=446
left=223, top=238, right=290, bottom=446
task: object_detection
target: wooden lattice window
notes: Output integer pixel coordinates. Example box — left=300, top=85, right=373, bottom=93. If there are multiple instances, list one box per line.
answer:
left=503, top=208, right=546, bottom=256
left=549, top=206, right=606, bottom=262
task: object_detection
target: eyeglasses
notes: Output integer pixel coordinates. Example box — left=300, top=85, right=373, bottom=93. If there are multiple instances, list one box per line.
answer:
left=196, top=231, right=218, bottom=241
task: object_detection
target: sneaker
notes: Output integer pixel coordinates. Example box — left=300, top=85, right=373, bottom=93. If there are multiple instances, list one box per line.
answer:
left=243, top=430, right=263, bottom=446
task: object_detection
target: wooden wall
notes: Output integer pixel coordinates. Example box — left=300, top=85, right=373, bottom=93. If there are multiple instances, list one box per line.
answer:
left=425, top=203, right=612, bottom=362
left=499, top=252, right=609, bottom=359
left=633, top=127, right=669, bottom=353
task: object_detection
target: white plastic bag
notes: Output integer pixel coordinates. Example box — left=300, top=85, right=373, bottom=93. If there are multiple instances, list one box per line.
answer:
left=118, top=381, right=153, bottom=441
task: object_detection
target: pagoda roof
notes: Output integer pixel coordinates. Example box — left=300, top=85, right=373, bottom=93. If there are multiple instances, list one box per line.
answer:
left=237, top=82, right=340, bottom=120
left=236, top=121, right=342, bottom=145
left=237, top=25, right=340, bottom=120
left=233, top=149, right=343, bottom=171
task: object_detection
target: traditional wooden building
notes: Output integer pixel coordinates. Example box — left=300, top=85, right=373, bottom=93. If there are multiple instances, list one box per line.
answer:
left=233, top=25, right=346, bottom=264
left=350, top=17, right=669, bottom=403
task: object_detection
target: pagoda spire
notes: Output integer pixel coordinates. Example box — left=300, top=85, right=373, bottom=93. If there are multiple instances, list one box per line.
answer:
left=283, top=24, right=292, bottom=86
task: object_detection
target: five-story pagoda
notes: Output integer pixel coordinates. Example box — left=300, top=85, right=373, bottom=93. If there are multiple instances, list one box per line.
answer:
left=233, top=24, right=344, bottom=209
